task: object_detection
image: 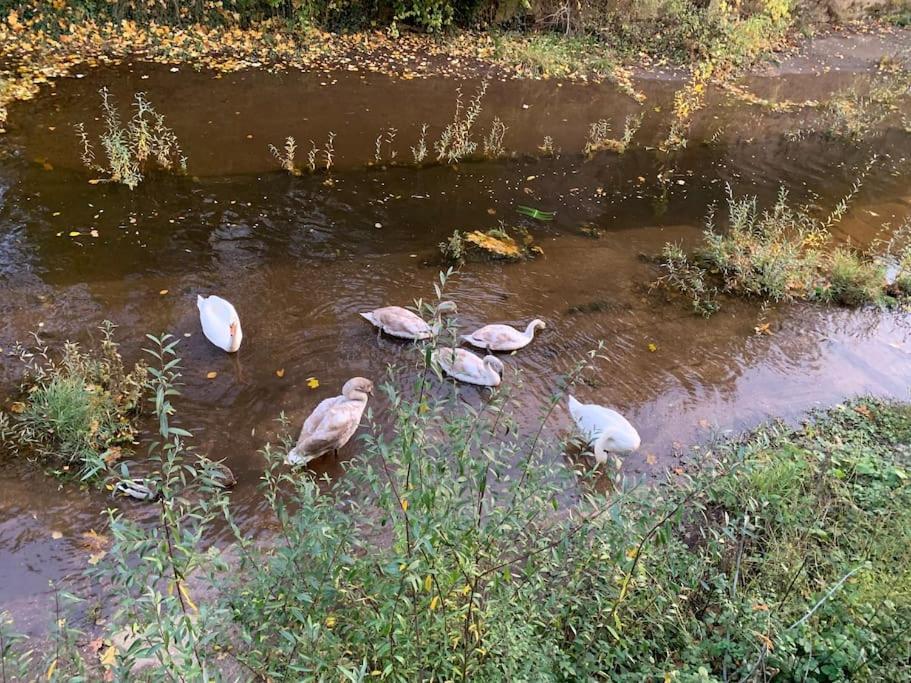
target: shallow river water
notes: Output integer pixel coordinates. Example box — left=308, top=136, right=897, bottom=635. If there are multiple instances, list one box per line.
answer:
left=1, top=63, right=910, bottom=632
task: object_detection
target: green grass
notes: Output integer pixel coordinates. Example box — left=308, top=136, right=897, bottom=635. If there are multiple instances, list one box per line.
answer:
left=0, top=321, right=147, bottom=480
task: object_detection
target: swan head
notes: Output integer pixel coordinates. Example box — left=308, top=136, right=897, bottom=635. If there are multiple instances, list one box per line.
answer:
left=436, top=300, right=458, bottom=316
left=527, top=319, right=547, bottom=334
left=593, top=428, right=641, bottom=464
left=342, top=377, right=374, bottom=401
left=483, top=355, right=505, bottom=376
left=227, top=318, right=243, bottom=352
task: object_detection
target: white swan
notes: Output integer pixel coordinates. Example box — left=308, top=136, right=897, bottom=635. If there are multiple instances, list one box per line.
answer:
left=568, top=395, right=640, bottom=464
left=433, top=348, right=504, bottom=387
left=286, top=377, right=374, bottom=466
left=461, top=319, right=546, bottom=352
left=197, top=295, right=243, bottom=352
left=360, top=301, right=457, bottom=340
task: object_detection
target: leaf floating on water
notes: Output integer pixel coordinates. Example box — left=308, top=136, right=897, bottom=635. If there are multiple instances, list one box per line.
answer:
left=88, top=179, right=103, bottom=185
left=306, top=377, right=319, bottom=389
left=51, top=530, right=63, bottom=539
left=159, top=289, right=169, bottom=296
left=754, top=322, right=772, bottom=336
left=87, top=550, right=106, bottom=566
left=89, top=229, right=99, bottom=238
left=68, top=231, right=81, bottom=237
left=206, top=371, right=218, bottom=379
left=275, top=368, right=285, bottom=378
left=647, top=343, right=658, bottom=353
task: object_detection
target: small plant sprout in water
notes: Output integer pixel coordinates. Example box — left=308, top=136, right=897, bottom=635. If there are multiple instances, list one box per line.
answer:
left=483, top=117, right=508, bottom=158
left=584, top=113, right=642, bottom=155
left=435, top=80, right=489, bottom=163
left=411, top=123, right=429, bottom=164
left=374, top=127, right=398, bottom=165
left=269, top=136, right=300, bottom=175
left=74, top=87, right=186, bottom=189
left=539, top=135, right=555, bottom=156
left=323, top=131, right=336, bottom=171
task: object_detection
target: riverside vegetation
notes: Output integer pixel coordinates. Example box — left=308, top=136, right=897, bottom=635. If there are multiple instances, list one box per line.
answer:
left=1, top=317, right=910, bottom=680
left=654, top=162, right=911, bottom=317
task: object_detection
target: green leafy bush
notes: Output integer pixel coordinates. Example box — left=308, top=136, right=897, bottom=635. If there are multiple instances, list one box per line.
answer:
left=0, top=321, right=147, bottom=480
left=3, top=323, right=910, bottom=680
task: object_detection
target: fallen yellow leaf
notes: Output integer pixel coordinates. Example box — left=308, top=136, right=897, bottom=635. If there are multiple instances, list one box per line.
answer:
left=206, top=371, right=218, bottom=379
left=400, top=498, right=409, bottom=512
left=429, top=595, right=440, bottom=611
left=51, top=530, right=63, bottom=539
left=275, top=368, right=285, bottom=378
left=68, top=231, right=81, bottom=237
left=647, top=343, right=658, bottom=353
left=159, top=289, right=169, bottom=295
left=306, top=377, right=319, bottom=389
left=9, top=401, right=25, bottom=414
left=87, top=550, right=106, bottom=565
left=99, top=645, right=116, bottom=667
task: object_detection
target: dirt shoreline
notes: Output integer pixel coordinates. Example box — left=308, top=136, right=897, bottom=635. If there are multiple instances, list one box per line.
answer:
left=2, top=15, right=909, bottom=131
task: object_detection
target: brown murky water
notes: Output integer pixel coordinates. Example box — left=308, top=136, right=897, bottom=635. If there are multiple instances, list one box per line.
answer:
left=1, top=64, right=910, bottom=633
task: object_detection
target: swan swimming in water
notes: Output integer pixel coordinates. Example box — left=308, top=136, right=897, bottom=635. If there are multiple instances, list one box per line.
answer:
left=360, top=301, right=457, bottom=340
left=461, top=319, right=546, bottom=352
left=433, top=348, right=504, bottom=387
left=568, top=395, right=640, bottom=464
left=287, top=377, right=374, bottom=466
left=197, top=294, right=243, bottom=353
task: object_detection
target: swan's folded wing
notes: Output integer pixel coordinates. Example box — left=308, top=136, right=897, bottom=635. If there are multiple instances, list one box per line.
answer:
left=301, top=395, right=343, bottom=436
left=300, top=401, right=362, bottom=453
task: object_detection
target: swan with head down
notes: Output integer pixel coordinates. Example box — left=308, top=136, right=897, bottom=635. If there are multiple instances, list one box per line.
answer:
left=197, top=294, right=243, bottom=353
left=433, top=348, right=504, bottom=387
left=461, top=319, right=546, bottom=352
left=360, top=301, right=457, bottom=340
left=568, top=395, right=640, bottom=465
left=287, top=377, right=374, bottom=466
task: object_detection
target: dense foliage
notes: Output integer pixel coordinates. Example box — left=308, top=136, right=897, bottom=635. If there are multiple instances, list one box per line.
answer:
left=0, top=322, right=147, bottom=480
left=1, top=318, right=910, bottom=680
left=0, top=0, right=810, bottom=35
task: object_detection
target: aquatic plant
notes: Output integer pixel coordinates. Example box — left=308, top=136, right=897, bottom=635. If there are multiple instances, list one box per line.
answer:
left=372, top=126, right=397, bottom=165
left=434, top=81, right=488, bottom=163
left=0, top=321, right=147, bottom=481
left=411, top=122, right=429, bottom=163
left=269, top=136, right=299, bottom=175
left=654, top=242, right=720, bottom=317
left=824, top=70, right=911, bottom=139
left=584, top=113, right=642, bottom=155
left=539, top=134, right=555, bottom=156
left=656, top=161, right=901, bottom=314
left=483, top=116, right=507, bottom=158
left=74, top=88, right=187, bottom=189
left=271, top=132, right=335, bottom=173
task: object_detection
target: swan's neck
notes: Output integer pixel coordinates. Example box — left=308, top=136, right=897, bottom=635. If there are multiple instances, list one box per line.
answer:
left=593, top=432, right=611, bottom=464
left=483, top=361, right=501, bottom=383
left=345, top=390, right=370, bottom=402
left=524, top=320, right=540, bottom=339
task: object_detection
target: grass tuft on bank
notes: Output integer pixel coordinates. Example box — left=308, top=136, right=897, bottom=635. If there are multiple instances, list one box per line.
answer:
left=0, top=322, right=147, bottom=480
